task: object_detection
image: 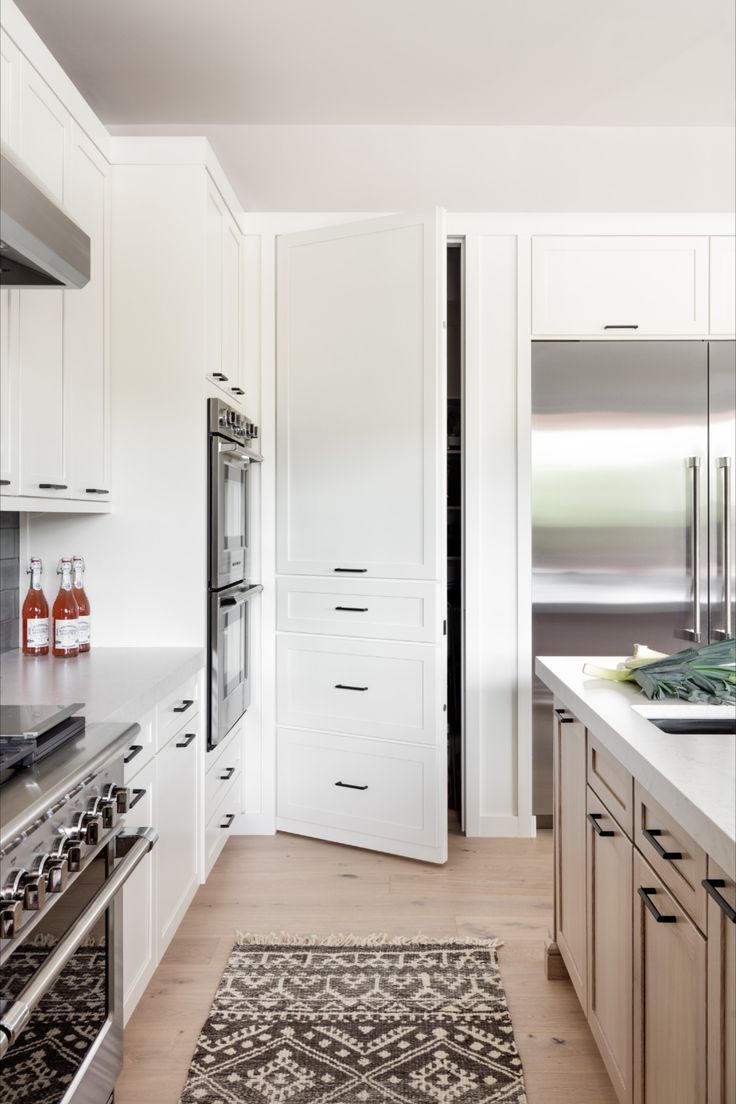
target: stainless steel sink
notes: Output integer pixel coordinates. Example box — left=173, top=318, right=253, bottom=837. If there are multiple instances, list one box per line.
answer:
left=648, top=717, right=735, bottom=736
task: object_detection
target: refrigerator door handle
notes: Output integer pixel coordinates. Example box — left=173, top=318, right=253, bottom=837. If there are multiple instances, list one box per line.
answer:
left=682, top=457, right=702, bottom=643
left=714, top=456, right=733, bottom=640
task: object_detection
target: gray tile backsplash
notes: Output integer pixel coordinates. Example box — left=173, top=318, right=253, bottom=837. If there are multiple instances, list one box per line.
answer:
left=0, top=512, right=20, bottom=653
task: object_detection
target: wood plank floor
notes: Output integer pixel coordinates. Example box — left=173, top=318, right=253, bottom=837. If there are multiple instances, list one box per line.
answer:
left=117, top=829, right=617, bottom=1103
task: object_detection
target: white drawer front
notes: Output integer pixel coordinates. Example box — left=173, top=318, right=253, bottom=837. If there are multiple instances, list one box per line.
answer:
left=532, top=236, right=709, bottom=336
left=122, top=710, right=156, bottom=783
left=277, top=634, right=440, bottom=744
left=156, top=673, right=199, bottom=750
left=205, top=775, right=240, bottom=875
left=277, top=729, right=440, bottom=848
left=277, top=577, right=439, bottom=642
left=206, top=739, right=242, bottom=814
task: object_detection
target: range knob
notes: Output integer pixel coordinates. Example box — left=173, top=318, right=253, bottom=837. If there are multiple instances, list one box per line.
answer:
left=69, top=810, right=103, bottom=846
left=2, top=869, right=46, bottom=911
left=251, top=425, right=259, bottom=440
left=53, top=835, right=86, bottom=873
left=102, top=784, right=130, bottom=815
left=88, top=796, right=117, bottom=830
left=33, top=854, right=68, bottom=894
left=0, top=901, right=22, bottom=939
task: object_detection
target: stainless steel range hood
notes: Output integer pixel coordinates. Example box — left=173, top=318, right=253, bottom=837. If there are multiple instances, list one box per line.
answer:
left=0, top=145, right=90, bottom=288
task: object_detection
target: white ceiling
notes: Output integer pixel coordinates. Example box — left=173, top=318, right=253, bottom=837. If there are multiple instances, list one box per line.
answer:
left=15, top=0, right=736, bottom=126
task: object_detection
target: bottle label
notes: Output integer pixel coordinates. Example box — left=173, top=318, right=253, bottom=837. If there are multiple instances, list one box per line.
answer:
left=55, top=619, right=78, bottom=649
left=26, top=618, right=49, bottom=648
left=77, top=616, right=91, bottom=646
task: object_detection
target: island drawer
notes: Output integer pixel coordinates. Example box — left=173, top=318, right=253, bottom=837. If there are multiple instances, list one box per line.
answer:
left=634, top=783, right=707, bottom=932
left=587, top=733, right=633, bottom=836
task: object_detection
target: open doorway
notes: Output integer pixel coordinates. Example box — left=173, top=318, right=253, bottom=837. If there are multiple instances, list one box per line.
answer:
left=447, top=242, right=464, bottom=832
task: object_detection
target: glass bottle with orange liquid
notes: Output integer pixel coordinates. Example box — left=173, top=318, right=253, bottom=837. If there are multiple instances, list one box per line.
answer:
left=72, top=556, right=91, bottom=653
left=52, top=558, right=79, bottom=658
left=22, top=557, right=49, bottom=656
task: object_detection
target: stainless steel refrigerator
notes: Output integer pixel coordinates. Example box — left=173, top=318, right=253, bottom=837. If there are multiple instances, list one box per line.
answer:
left=532, top=340, right=736, bottom=819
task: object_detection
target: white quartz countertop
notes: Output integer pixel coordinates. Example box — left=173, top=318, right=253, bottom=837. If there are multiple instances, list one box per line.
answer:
left=536, top=656, right=736, bottom=880
left=0, top=647, right=205, bottom=726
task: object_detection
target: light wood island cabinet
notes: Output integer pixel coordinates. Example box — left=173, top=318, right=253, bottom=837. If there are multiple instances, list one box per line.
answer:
left=548, top=696, right=735, bottom=1104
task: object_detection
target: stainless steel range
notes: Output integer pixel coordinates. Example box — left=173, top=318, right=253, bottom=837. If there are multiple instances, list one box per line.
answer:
left=0, top=705, right=157, bottom=1104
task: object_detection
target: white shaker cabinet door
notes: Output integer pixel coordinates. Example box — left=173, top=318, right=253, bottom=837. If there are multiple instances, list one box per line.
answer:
left=276, top=210, right=445, bottom=579
left=122, top=758, right=157, bottom=1025
left=156, top=721, right=200, bottom=956
left=64, top=126, right=111, bottom=502
left=0, top=290, right=19, bottom=494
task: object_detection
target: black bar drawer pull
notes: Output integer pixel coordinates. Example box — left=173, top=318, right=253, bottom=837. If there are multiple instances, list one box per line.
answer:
left=642, top=827, right=682, bottom=861
left=213, top=372, right=228, bottom=381
left=220, top=766, right=236, bottom=781
left=588, top=812, right=614, bottom=837
left=176, top=732, right=196, bottom=749
left=220, top=814, right=236, bottom=829
left=230, top=387, right=245, bottom=396
left=603, top=324, right=639, bottom=330
left=0, top=480, right=10, bottom=486
left=554, top=707, right=574, bottom=724
left=335, top=684, right=368, bottom=692
left=335, top=781, right=368, bottom=791
left=638, top=886, right=676, bottom=923
left=335, top=606, right=369, bottom=613
left=38, top=483, right=67, bottom=490
left=123, top=745, right=143, bottom=764
left=334, top=568, right=367, bottom=573
left=702, top=879, right=736, bottom=923
left=85, top=488, right=109, bottom=494
left=129, top=788, right=146, bottom=810
left=173, top=699, right=194, bottom=714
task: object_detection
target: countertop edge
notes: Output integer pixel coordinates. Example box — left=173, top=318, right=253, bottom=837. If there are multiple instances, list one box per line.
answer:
left=102, top=649, right=206, bottom=725
left=536, top=657, right=736, bottom=881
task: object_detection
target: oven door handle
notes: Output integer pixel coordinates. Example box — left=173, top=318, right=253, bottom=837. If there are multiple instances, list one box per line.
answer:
left=218, top=583, right=263, bottom=611
left=217, top=440, right=251, bottom=465
left=0, top=827, right=158, bottom=1058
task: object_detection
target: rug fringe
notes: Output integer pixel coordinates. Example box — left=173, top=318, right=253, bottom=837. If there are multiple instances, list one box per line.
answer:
left=235, top=931, right=502, bottom=950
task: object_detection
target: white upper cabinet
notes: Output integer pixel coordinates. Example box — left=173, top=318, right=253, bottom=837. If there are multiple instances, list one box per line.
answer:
left=532, top=236, right=709, bottom=337
left=0, top=291, right=18, bottom=493
left=0, top=29, right=20, bottom=151
left=709, top=236, right=736, bottom=336
left=205, top=179, right=244, bottom=406
left=64, top=126, right=110, bottom=501
left=17, top=58, right=70, bottom=202
left=277, top=210, right=445, bottom=578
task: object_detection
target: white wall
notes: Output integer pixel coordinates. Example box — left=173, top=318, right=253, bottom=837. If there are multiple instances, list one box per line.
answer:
left=110, top=124, right=736, bottom=214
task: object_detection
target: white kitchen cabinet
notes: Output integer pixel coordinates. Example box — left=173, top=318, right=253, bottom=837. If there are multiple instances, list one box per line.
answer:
left=532, top=236, right=709, bottom=337
left=203, top=719, right=242, bottom=878
left=204, top=776, right=240, bottom=877
left=277, top=727, right=445, bottom=861
left=122, top=757, right=157, bottom=1025
left=17, top=57, right=70, bottom=202
left=276, top=210, right=444, bottom=579
left=277, top=633, right=441, bottom=745
left=709, top=237, right=736, bottom=336
left=18, top=286, right=68, bottom=498
left=64, top=125, right=111, bottom=501
left=156, top=717, right=200, bottom=955
left=0, top=290, right=19, bottom=494
left=205, top=179, right=245, bottom=406
left=276, top=577, right=440, bottom=643
left=0, top=29, right=20, bottom=151
left=552, top=702, right=588, bottom=1008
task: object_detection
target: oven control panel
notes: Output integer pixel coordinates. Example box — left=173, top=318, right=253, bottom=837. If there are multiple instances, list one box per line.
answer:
left=209, top=395, right=259, bottom=443
left=0, top=761, right=129, bottom=944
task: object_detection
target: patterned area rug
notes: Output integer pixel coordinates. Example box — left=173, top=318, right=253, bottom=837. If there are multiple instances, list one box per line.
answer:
left=179, top=933, right=527, bottom=1104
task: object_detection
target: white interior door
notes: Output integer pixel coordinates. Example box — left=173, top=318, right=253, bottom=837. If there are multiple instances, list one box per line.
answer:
left=276, top=210, right=447, bottom=864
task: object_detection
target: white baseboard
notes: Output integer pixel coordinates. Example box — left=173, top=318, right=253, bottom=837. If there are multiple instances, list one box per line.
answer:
left=231, top=813, right=277, bottom=835
left=468, top=814, right=537, bottom=838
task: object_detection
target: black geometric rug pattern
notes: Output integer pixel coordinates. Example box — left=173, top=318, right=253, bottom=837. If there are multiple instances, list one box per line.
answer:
left=179, top=934, right=527, bottom=1104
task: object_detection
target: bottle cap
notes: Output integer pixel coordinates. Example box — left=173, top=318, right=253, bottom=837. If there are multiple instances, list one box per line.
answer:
left=27, top=557, right=42, bottom=573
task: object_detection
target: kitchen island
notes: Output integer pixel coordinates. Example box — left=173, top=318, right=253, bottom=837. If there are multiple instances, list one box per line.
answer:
left=536, top=655, right=735, bottom=1104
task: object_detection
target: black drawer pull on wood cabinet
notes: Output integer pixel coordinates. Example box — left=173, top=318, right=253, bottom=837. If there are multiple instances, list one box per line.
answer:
left=335, top=781, right=368, bottom=791
left=702, top=878, right=736, bottom=923
left=588, top=812, right=614, bottom=837
left=554, top=707, right=574, bottom=724
left=638, top=886, right=677, bottom=923
left=642, top=827, right=683, bottom=861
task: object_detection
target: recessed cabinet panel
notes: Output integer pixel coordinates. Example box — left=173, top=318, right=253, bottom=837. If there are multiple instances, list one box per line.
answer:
left=532, top=236, right=709, bottom=336
left=277, top=727, right=440, bottom=852
left=205, top=183, right=223, bottom=384
left=64, top=127, right=110, bottom=500
left=709, top=237, right=736, bottom=335
left=277, top=634, right=439, bottom=745
left=156, top=718, right=200, bottom=954
left=18, top=59, right=69, bottom=201
left=0, top=290, right=18, bottom=493
left=18, top=289, right=67, bottom=496
left=553, top=704, right=588, bottom=1008
left=122, top=757, right=157, bottom=1025
left=276, top=577, right=439, bottom=642
left=0, top=30, right=19, bottom=151
left=277, top=211, right=444, bottom=578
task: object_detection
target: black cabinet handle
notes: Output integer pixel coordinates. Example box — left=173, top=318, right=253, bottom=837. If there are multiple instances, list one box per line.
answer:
left=230, top=387, right=245, bottom=395
left=129, top=787, right=146, bottom=809
left=638, top=886, right=676, bottom=923
left=603, top=324, right=639, bottom=330
left=642, top=827, right=682, bottom=862
left=334, top=568, right=367, bottom=573
left=213, top=372, right=228, bottom=381
left=335, top=606, right=369, bottom=613
left=220, top=766, right=236, bottom=781
left=85, top=488, right=109, bottom=494
left=0, top=480, right=9, bottom=486
left=702, top=879, right=736, bottom=923
left=38, top=483, right=67, bottom=490
left=588, top=812, right=614, bottom=837
left=176, top=732, right=196, bottom=749
left=554, top=707, right=574, bottom=724
left=123, top=745, right=143, bottom=764
left=335, top=781, right=368, bottom=791
left=173, top=699, right=194, bottom=714
left=220, top=814, right=236, bottom=829
left=335, top=684, right=368, bottom=692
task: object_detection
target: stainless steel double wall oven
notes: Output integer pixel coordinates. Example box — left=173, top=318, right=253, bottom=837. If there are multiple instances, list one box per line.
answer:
left=208, top=397, right=262, bottom=749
